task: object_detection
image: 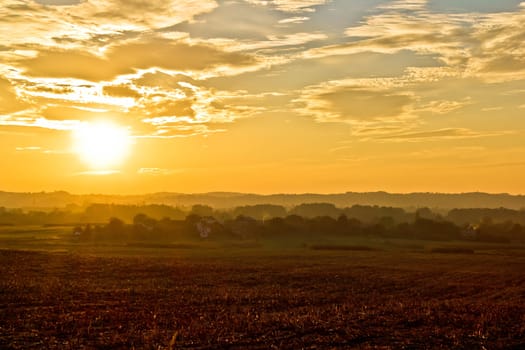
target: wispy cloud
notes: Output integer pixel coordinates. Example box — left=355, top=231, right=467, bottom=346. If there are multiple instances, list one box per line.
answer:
left=373, top=128, right=508, bottom=142
left=0, top=114, right=81, bottom=130
left=414, top=98, right=472, bottom=115
left=244, top=0, right=328, bottom=13
left=74, top=170, right=121, bottom=176
left=137, top=168, right=180, bottom=176
left=278, top=16, right=310, bottom=24
left=300, top=0, right=525, bottom=84
left=15, top=146, right=41, bottom=152
left=293, top=78, right=415, bottom=123
left=15, top=146, right=69, bottom=154
left=19, top=37, right=259, bottom=82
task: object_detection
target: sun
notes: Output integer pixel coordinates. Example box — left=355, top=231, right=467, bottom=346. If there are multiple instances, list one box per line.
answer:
left=73, top=122, right=132, bottom=169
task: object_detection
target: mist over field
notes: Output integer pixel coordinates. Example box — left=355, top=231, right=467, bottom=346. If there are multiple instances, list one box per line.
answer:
left=3, top=190, right=525, bottom=210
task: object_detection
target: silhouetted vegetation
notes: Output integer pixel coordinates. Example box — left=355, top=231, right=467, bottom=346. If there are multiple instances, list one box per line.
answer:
left=2, top=202, right=525, bottom=244
left=448, top=207, right=525, bottom=225
left=72, top=212, right=524, bottom=245
left=232, top=204, right=287, bottom=220
left=0, top=204, right=186, bottom=226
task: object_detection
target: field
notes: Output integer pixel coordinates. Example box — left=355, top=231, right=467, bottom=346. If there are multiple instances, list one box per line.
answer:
left=2, top=228, right=525, bottom=349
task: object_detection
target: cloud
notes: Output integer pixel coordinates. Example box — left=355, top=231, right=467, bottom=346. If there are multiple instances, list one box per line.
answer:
left=294, top=79, right=414, bottom=123
left=2, top=0, right=524, bottom=145
left=13, top=76, right=136, bottom=112
left=137, top=168, right=179, bottom=176
left=19, top=37, right=259, bottom=81
left=0, top=77, right=29, bottom=113
left=90, top=0, right=218, bottom=29
left=379, top=0, right=427, bottom=11
left=38, top=105, right=117, bottom=123
left=300, top=10, right=472, bottom=68
left=170, top=1, right=287, bottom=41
left=300, top=0, right=525, bottom=83
left=102, top=84, right=141, bottom=98
left=74, top=170, right=121, bottom=176
left=14, top=145, right=67, bottom=154
left=415, top=98, right=472, bottom=114
left=62, top=0, right=217, bottom=31
left=121, top=70, right=276, bottom=137
left=351, top=125, right=410, bottom=137
left=0, top=0, right=217, bottom=51
left=20, top=50, right=116, bottom=81
left=481, top=106, right=503, bottom=112
left=15, top=146, right=42, bottom=152
left=0, top=115, right=81, bottom=130
left=374, top=128, right=502, bottom=142
left=470, top=11, right=525, bottom=81
left=215, top=32, right=328, bottom=53
left=137, top=121, right=226, bottom=138
left=2, top=66, right=277, bottom=138
left=132, top=71, right=266, bottom=122
left=34, top=0, right=83, bottom=6
left=278, top=16, right=310, bottom=24
left=244, top=0, right=328, bottom=13
left=291, top=68, right=518, bottom=142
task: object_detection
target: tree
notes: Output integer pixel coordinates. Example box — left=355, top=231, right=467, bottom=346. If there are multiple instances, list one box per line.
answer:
left=190, top=204, right=214, bottom=217
left=107, top=217, right=125, bottom=237
left=133, top=213, right=157, bottom=228
left=290, top=203, right=341, bottom=218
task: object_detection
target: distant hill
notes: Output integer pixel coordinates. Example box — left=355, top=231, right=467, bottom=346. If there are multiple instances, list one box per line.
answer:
left=1, top=190, right=525, bottom=210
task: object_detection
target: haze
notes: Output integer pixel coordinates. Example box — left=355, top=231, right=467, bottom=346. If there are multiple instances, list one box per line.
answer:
left=1, top=0, right=525, bottom=195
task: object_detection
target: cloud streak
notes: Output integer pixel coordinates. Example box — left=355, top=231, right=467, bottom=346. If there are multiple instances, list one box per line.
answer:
left=244, top=0, right=328, bottom=13
left=374, top=128, right=499, bottom=142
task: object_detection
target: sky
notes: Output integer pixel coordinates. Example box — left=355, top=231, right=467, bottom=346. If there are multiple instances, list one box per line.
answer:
left=1, top=0, right=525, bottom=195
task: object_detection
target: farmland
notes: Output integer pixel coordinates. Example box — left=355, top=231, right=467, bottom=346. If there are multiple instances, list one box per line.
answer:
left=2, top=233, right=525, bottom=349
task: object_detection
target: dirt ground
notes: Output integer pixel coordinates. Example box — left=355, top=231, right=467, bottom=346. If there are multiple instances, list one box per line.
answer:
left=1, top=248, right=525, bottom=349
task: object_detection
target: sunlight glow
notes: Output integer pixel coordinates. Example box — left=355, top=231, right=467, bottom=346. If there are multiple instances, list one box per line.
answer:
left=73, top=122, right=131, bottom=169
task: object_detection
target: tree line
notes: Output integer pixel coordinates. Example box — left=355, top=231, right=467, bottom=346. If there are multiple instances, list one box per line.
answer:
left=2, top=203, right=525, bottom=243
left=71, top=210, right=525, bottom=244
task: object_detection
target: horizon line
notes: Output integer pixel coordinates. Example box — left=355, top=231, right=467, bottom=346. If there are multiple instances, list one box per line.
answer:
left=1, top=189, right=525, bottom=197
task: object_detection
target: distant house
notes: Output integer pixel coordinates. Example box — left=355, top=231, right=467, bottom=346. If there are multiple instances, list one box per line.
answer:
left=73, top=226, right=83, bottom=236
left=196, top=217, right=217, bottom=239
left=137, top=222, right=155, bottom=232
left=462, top=224, right=478, bottom=240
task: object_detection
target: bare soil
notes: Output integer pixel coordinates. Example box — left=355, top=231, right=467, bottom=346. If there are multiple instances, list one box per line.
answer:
left=1, top=249, right=525, bottom=349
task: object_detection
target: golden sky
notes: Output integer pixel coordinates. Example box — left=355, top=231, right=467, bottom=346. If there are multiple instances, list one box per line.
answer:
left=1, top=0, right=525, bottom=194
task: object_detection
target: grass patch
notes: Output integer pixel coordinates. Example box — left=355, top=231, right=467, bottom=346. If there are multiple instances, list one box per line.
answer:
left=125, top=242, right=199, bottom=249
left=309, top=244, right=377, bottom=251
left=431, top=247, right=475, bottom=254
left=226, top=241, right=262, bottom=248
